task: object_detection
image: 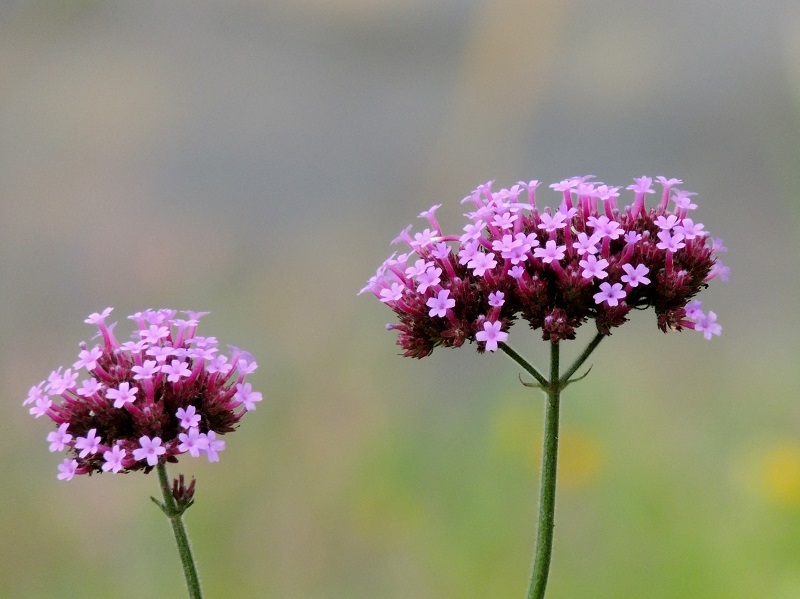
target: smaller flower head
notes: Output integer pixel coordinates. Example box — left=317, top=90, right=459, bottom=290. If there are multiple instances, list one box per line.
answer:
left=29, top=308, right=262, bottom=478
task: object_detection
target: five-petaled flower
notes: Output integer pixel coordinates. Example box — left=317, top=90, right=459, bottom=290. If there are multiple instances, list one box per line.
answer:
left=360, top=176, right=727, bottom=357
left=26, top=308, right=262, bottom=479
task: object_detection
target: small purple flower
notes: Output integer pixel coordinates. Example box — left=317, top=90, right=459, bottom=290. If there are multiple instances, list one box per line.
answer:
left=47, top=423, right=72, bottom=452
left=593, top=282, right=627, bottom=307
left=416, top=267, right=443, bottom=294
left=572, top=232, right=600, bottom=256
left=488, top=291, right=505, bottom=307
left=620, top=264, right=651, bottom=287
left=177, top=428, right=208, bottom=458
left=475, top=320, right=508, bottom=352
left=106, top=381, right=139, bottom=408
left=467, top=252, right=497, bottom=277
left=162, top=359, right=191, bottom=383
left=74, top=428, right=102, bottom=458
left=132, top=360, right=160, bottom=381
left=656, top=230, right=686, bottom=252
left=102, top=446, right=128, bottom=473
left=57, top=458, right=79, bottom=481
left=579, top=255, right=609, bottom=280
left=234, top=382, right=263, bottom=411
left=73, top=346, right=103, bottom=371
left=538, top=211, right=567, bottom=233
left=77, top=378, right=102, bottom=398
left=655, top=214, right=680, bottom=230
left=693, top=310, right=723, bottom=340
left=204, top=431, right=225, bottom=463
left=533, top=240, right=566, bottom=264
left=426, top=289, right=455, bottom=318
left=176, top=405, right=201, bottom=430
left=133, top=436, right=166, bottom=467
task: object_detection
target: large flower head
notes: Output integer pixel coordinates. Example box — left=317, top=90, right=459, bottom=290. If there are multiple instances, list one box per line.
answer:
left=25, top=308, right=262, bottom=479
left=360, top=176, right=728, bottom=357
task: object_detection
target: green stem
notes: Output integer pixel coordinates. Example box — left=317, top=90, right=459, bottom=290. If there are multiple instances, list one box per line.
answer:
left=527, top=339, right=560, bottom=599
left=500, top=344, right=548, bottom=388
left=156, top=463, right=203, bottom=599
left=560, top=332, right=604, bottom=385
left=502, top=333, right=604, bottom=598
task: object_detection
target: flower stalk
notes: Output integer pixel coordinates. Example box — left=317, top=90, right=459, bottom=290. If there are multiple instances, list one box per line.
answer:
left=502, top=334, right=603, bottom=599
left=361, top=175, right=727, bottom=597
left=155, top=464, right=203, bottom=599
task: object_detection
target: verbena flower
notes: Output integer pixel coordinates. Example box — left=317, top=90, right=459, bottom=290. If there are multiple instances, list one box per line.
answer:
left=360, top=176, right=728, bottom=357
left=25, top=308, right=262, bottom=479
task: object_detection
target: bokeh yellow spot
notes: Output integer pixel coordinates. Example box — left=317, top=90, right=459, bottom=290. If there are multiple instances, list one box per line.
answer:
left=490, top=400, right=540, bottom=464
left=760, top=442, right=800, bottom=507
left=557, top=429, right=606, bottom=490
left=489, top=401, right=606, bottom=490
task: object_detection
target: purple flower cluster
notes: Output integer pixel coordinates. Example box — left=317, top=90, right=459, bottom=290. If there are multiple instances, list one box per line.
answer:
left=361, top=176, right=728, bottom=358
left=24, top=308, right=262, bottom=480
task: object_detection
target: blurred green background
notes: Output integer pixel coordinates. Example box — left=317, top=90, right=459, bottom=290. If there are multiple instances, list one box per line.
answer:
left=1, top=1, right=798, bottom=597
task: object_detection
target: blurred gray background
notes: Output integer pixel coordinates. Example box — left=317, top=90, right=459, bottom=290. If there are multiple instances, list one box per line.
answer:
left=1, top=1, right=799, bottom=597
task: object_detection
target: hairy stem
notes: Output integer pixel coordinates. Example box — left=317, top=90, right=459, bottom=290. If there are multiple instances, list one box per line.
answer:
left=156, top=463, right=203, bottom=599
left=527, top=339, right=560, bottom=599
left=502, top=333, right=604, bottom=598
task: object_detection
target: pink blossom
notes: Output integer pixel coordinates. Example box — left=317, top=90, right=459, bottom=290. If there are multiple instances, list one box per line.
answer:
left=586, top=216, right=624, bottom=240
left=579, top=255, right=609, bottom=280
left=106, top=382, right=139, bottom=408
left=655, top=214, right=680, bottom=230
left=533, top=240, right=566, bottom=264
left=76, top=378, right=103, bottom=397
left=176, top=405, right=201, bottom=429
left=47, top=423, right=72, bottom=452
left=475, top=320, right=508, bottom=352
left=416, top=266, right=443, bottom=294
left=537, top=211, right=567, bottom=233
left=29, top=308, right=262, bottom=476
left=426, top=289, right=455, bottom=318
left=102, top=446, right=128, bottom=473
left=205, top=355, right=231, bottom=376
left=379, top=282, right=405, bottom=304
left=593, top=282, right=627, bottom=307
left=73, top=346, right=103, bottom=371
left=488, top=291, right=505, bottom=307
left=132, top=360, right=160, bottom=381
left=467, top=252, right=497, bottom=277
left=162, top=359, right=192, bottom=383
left=234, top=382, right=263, bottom=411
left=74, top=428, right=102, bottom=458
left=178, top=427, right=208, bottom=457
left=656, top=230, right=686, bottom=252
left=675, top=218, right=705, bottom=240
left=133, top=436, right=166, bottom=466
left=620, top=264, right=651, bottom=287
left=694, top=310, right=722, bottom=340
left=57, top=458, right=78, bottom=481
left=572, top=232, right=599, bottom=256
left=204, top=431, right=226, bottom=462
left=84, top=308, right=113, bottom=325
